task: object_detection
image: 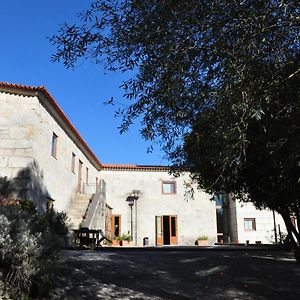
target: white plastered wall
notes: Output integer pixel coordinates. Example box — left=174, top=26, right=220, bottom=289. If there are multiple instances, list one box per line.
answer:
left=229, top=199, right=287, bottom=244
left=101, top=169, right=217, bottom=246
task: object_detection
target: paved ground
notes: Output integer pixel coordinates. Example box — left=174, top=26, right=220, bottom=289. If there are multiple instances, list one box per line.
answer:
left=51, top=247, right=300, bottom=299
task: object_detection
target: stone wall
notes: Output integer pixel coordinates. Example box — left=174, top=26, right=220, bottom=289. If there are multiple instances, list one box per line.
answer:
left=0, top=90, right=100, bottom=212
left=229, top=198, right=287, bottom=244
left=101, top=169, right=217, bottom=246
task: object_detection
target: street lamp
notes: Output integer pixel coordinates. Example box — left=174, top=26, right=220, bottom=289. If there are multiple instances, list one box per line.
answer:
left=126, top=195, right=135, bottom=240
left=126, top=190, right=141, bottom=245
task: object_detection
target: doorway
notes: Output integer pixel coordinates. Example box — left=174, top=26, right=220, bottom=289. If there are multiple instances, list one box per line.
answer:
left=77, top=160, right=83, bottom=193
left=111, top=214, right=121, bottom=238
left=156, top=215, right=178, bottom=246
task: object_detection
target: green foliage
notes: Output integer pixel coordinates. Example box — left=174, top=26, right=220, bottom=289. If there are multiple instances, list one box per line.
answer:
left=197, top=235, right=208, bottom=241
left=19, top=200, right=36, bottom=213
left=116, top=232, right=132, bottom=242
left=0, top=204, right=69, bottom=298
left=51, top=1, right=300, bottom=251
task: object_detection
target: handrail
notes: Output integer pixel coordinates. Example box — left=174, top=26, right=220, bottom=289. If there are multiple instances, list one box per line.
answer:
left=82, top=179, right=106, bottom=230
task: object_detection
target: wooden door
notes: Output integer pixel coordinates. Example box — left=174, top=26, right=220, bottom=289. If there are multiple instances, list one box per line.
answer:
left=155, top=216, right=163, bottom=246
left=156, top=215, right=178, bottom=245
left=169, top=215, right=178, bottom=245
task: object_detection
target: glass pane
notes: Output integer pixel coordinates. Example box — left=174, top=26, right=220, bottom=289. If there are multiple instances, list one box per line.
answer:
left=163, top=182, right=175, bottom=194
left=51, top=133, right=57, bottom=156
left=215, top=194, right=225, bottom=206
left=156, top=217, right=162, bottom=236
left=244, top=219, right=254, bottom=230
left=171, top=217, right=176, bottom=237
left=216, top=208, right=224, bottom=233
left=114, top=216, right=120, bottom=236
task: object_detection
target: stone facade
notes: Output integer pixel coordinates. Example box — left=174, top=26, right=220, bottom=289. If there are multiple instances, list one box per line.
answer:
left=0, top=84, right=100, bottom=213
left=101, top=166, right=217, bottom=246
left=0, top=82, right=288, bottom=246
left=229, top=198, right=287, bottom=244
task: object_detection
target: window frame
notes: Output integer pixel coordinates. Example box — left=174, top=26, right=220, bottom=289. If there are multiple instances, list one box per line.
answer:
left=71, top=152, right=76, bottom=173
left=51, top=132, right=58, bottom=158
left=86, top=167, right=89, bottom=185
left=162, top=181, right=177, bottom=195
left=244, top=218, right=256, bottom=231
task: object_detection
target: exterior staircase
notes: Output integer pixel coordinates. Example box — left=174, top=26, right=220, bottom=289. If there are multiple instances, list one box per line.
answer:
left=68, top=193, right=92, bottom=229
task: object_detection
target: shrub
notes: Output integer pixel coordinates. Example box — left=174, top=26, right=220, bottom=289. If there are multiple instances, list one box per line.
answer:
left=0, top=200, right=69, bottom=299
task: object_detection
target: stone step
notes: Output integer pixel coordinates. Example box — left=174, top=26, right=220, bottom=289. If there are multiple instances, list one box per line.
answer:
left=67, top=193, right=93, bottom=230
left=69, top=204, right=89, bottom=211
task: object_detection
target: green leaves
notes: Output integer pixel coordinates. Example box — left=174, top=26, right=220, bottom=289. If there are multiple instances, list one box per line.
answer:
left=51, top=0, right=300, bottom=246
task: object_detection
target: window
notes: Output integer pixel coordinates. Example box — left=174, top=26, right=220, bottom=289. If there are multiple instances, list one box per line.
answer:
left=86, top=167, right=89, bottom=184
left=244, top=218, right=256, bottom=231
left=51, top=132, right=58, bottom=158
left=162, top=181, right=176, bottom=194
left=71, top=153, right=76, bottom=173
left=46, top=197, right=55, bottom=211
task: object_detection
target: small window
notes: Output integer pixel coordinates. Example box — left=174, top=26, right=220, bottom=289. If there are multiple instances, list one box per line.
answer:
left=96, top=177, right=99, bottom=187
left=51, top=133, right=58, bottom=158
left=162, top=181, right=176, bottom=194
left=71, top=153, right=76, bottom=173
left=244, top=218, right=256, bottom=231
left=86, top=167, right=89, bottom=184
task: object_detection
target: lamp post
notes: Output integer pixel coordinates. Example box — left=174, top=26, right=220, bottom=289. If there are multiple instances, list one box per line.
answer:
left=132, top=190, right=141, bottom=246
left=126, top=196, right=135, bottom=240
left=126, top=190, right=141, bottom=245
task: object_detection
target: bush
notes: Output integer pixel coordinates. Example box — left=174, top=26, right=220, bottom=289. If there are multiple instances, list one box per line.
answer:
left=0, top=200, right=69, bottom=299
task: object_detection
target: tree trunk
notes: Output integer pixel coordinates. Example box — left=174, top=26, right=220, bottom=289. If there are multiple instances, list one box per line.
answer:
left=279, top=210, right=300, bottom=262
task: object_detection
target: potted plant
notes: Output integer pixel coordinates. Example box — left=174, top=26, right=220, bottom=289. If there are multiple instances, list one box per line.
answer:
left=116, top=234, right=125, bottom=246
left=196, top=235, right=209, bottom=246
left=116, top=232, right=133, bottom=246
left=123, top=232, right=133, bottom=246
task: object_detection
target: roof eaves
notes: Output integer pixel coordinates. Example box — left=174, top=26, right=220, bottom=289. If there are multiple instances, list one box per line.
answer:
left=0, top=82, right=102, bottom=170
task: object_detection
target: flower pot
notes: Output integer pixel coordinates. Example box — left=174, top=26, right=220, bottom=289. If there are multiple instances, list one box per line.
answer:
left=112, top=240, right=119, bottom=246
left=196, top=239, right=209, bottom=246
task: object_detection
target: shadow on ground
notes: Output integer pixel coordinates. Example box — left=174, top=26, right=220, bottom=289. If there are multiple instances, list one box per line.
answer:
left=51, top=249, right=300, bottom=299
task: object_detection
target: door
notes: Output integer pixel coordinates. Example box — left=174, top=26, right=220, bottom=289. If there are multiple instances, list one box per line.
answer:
left=155, top=215, right=178, bottom=245
left=156, top=216, right=163, bottom=246
left=169, top=215, right=178, bottom=245
left=77, top=160, right=83, bottom=192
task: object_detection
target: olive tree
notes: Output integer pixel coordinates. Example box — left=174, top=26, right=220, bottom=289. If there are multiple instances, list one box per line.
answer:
left=51, top=0, right=300, bottom=257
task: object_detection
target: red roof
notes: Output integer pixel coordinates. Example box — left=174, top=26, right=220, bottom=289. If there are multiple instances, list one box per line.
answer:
left=0, top=82, right=171, bottom=172
left=101, top=163, right=171, bottom=172
left=0, top=82, right=102, bottom=169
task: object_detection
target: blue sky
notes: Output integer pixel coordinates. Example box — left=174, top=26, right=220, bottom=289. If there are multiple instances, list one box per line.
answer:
left=0, top=0, right=168, bottom=165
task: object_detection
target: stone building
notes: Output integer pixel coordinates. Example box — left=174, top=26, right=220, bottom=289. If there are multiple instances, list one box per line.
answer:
left=101, top=164, right=217, bottom=246
left=0, top=82, right=286, bottom=246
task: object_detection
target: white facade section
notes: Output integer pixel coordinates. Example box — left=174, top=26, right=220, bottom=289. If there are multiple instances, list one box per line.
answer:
left=0, top=90, right=100, bottom=212
left=229, top=199, right=287, bottom=244
left=101, top=169, right=217, bottom=246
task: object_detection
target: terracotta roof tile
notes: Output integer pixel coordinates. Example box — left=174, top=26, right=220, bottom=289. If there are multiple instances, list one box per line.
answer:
left=101, top=163, right=171, bottom=172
